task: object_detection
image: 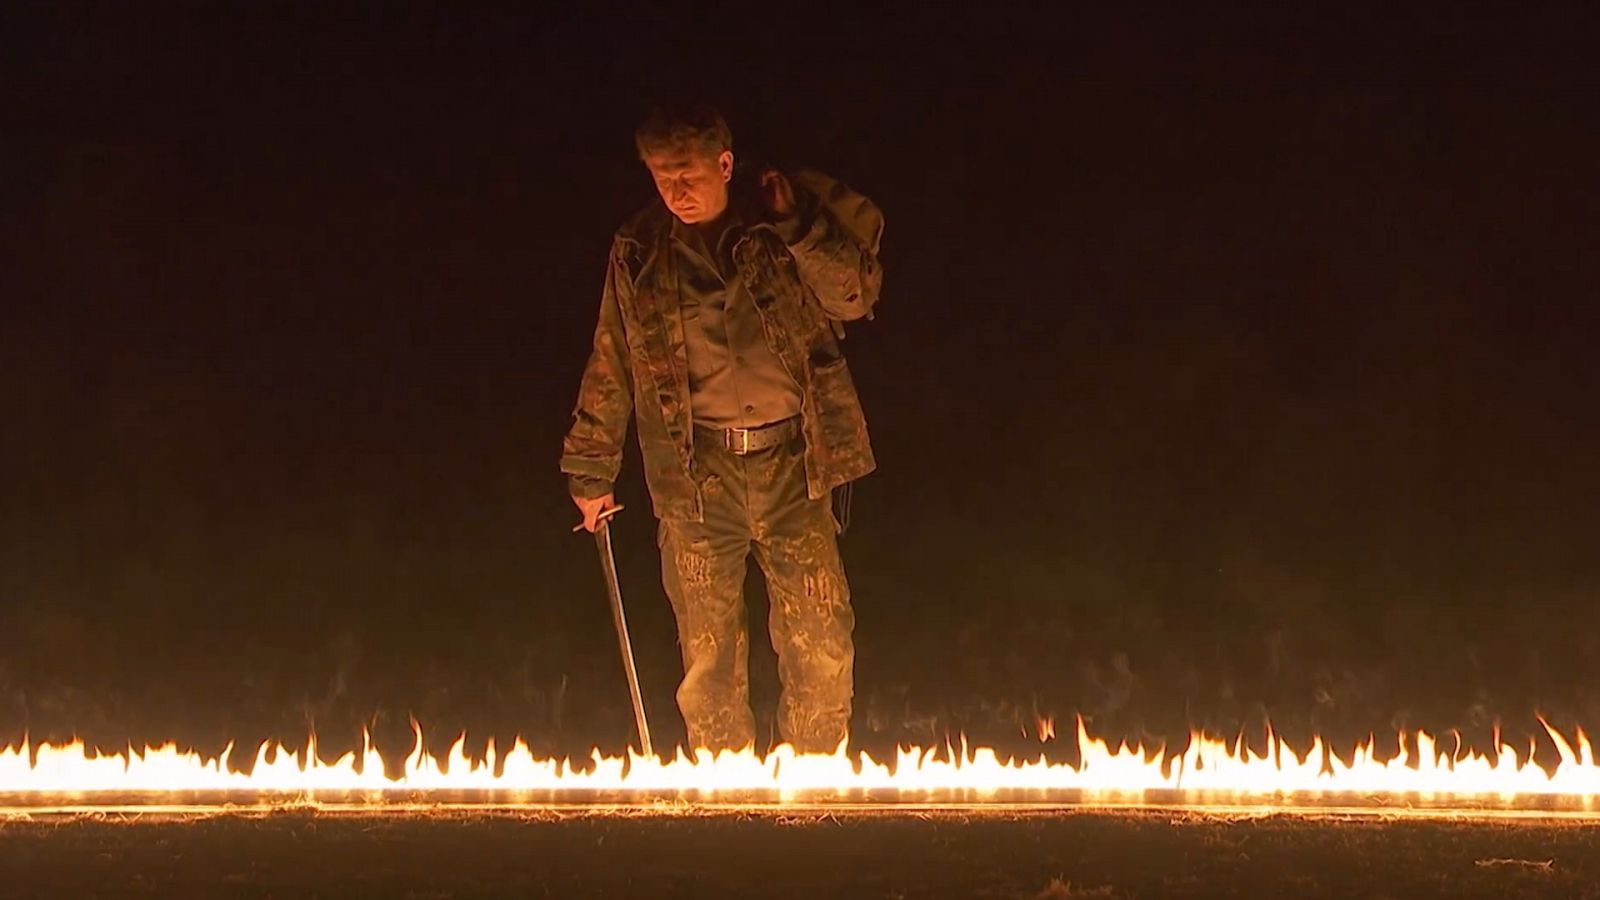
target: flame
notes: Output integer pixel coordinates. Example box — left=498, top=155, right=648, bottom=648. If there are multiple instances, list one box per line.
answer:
left=3, top=718, right=1599, bottom=808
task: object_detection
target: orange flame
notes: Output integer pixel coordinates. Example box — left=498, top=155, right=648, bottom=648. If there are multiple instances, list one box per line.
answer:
left=3, top=718, right=1598, bottom=807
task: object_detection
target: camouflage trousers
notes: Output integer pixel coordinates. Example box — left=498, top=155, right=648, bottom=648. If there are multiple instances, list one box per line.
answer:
left=658, top=423, right=855, bottom=754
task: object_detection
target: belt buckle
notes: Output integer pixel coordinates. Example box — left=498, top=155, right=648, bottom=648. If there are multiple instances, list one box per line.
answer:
left=729, top=427, right=752, bottom=455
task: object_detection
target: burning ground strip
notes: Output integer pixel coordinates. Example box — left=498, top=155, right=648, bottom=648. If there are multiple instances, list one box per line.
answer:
left=6, top=718, right=1600, bottom=816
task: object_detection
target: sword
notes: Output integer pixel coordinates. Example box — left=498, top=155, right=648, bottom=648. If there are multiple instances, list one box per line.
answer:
left=591, top=517, right=654, bottom=758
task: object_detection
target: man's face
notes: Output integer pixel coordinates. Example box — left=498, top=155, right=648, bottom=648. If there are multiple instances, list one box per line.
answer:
left=644, top=147, right=734, bottom=225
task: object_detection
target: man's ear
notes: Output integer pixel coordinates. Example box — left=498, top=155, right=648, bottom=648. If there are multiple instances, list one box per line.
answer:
left=718, top=150, right=734, bottom=183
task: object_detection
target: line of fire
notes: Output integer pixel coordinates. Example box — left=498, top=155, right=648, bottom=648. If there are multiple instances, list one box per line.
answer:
left=6, top=719, right=1600, bottom=816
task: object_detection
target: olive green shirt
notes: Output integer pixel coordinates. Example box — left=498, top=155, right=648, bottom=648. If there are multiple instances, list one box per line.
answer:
left=672, top=211, right=803, bottom=430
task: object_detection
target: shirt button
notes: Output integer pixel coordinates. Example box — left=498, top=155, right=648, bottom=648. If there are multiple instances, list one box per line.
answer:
left=735, top=355, right=746, bottom=364
left=744, top=404, right=755, bottom=414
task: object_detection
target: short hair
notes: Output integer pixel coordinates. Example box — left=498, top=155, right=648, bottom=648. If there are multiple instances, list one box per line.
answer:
left=634, top=104, right=733, bottom=161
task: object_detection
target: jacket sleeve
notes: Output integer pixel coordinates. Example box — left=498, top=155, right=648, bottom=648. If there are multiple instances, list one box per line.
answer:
left=559, top=239, right=635, bottom=497
left=776, top=172, right=884, bottom=322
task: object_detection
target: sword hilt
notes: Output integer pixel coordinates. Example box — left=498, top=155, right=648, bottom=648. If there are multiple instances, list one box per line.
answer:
left=571, top=503, right=625, bottom=533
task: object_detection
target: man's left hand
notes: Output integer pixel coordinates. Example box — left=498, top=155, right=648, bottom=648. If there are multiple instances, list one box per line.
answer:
left=759, top=168, right=796, bottom=220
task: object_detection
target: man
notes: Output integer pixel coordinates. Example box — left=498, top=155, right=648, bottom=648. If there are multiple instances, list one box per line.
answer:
left=560, top=105, right=883, bottom=753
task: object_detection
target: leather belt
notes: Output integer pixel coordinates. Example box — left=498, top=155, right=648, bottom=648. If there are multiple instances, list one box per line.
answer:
left=701, top=416, right=800, bottom=455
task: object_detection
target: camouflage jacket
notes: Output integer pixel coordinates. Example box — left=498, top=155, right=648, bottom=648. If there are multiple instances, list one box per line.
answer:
left=561, top=169, right=883, bottom=521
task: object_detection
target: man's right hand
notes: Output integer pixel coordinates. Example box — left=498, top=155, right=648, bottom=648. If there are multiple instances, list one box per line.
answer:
left=572, top=491, right=620, bottom=533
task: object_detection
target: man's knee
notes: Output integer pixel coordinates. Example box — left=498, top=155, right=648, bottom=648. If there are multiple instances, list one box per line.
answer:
left=677, top=668, right=755, bottom=752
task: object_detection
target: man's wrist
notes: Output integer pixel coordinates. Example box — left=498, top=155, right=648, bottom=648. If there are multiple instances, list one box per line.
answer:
left=771, top=180, right=818, bottom=245
left=771, top=192, right=819, bottom=241
left=772, top=209, right=807, bottom=244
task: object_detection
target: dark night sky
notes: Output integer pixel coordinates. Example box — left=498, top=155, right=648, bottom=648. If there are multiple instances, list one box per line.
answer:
left=4, top=4, right=1599, bottom=762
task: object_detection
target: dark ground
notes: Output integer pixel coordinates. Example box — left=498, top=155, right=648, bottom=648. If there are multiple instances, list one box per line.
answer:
left=3, top=808, right=1600, bottom=899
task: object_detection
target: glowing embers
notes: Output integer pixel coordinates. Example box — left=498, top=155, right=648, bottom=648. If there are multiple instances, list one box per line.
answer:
left=3, top=719, right=1599, bottom=804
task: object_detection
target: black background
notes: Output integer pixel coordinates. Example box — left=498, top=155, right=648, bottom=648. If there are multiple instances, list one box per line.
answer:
left=4, top=3, right=1598, bottom=766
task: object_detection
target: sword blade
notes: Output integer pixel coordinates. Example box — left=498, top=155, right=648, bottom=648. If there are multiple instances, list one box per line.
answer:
left=595, top=521, right=653, bottom=757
